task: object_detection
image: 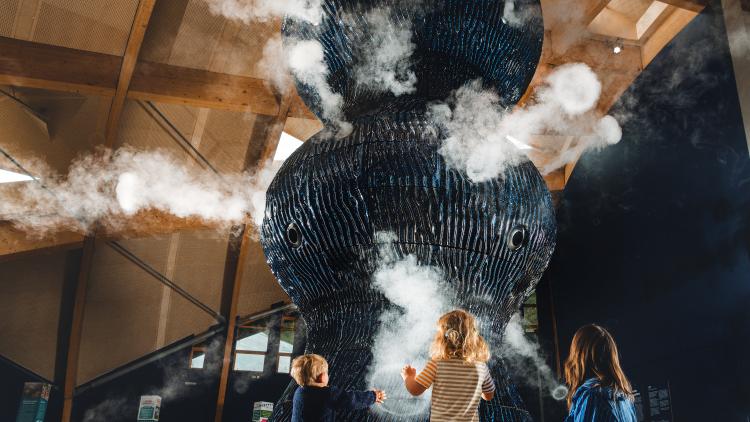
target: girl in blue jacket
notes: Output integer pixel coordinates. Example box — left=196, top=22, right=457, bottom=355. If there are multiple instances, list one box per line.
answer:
left=564, top=324, right=637, bottom=422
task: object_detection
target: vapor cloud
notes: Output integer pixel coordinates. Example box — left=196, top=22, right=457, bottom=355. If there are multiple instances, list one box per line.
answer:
left=432, top=63, right=622, bottom=182
left=501, top=313, right=568, bottom=401
left=367, top=232, right=452, bottom=417
left=286, top=39, right=353, bottom=138
left=502, top=0, right=537, bottom=28
left=203, top=0, right=324, bottom=25
left=352, top=7, right=417, bottom=96
left=0, top=148, right=279, bottom=235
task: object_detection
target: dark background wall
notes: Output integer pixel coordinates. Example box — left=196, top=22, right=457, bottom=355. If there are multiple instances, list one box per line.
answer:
left=543, top=1, right=750, bottom=421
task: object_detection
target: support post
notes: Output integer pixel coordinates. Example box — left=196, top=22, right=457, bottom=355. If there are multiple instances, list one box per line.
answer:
left=214, top=227, right=252, bottom=422
left=60, top=236, right=96, bottom=422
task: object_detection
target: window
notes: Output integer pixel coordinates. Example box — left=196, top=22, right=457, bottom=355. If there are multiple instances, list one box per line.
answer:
left=273, top=132, right=304, bottom=161
left=189, top=346, right=206, bottom=369
left=234, top=323, right=269, bottom=372
left=232, top=310, right=302, bottom=375
left=521, top=292, right=539, bottom=333
left=0, top=169, right=34, bottom=184
left=277, top=317, right=296, bottom=373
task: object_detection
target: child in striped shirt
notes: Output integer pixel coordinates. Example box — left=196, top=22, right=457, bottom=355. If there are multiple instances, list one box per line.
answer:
left=401, top=309, right=496, bottom=421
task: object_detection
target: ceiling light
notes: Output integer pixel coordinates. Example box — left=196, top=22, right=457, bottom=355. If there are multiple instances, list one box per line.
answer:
left=612, top=39, right=624, bottom=55
left=274, top=132, right=304, bottom=161
left=0, top=169, right=34, bottom=184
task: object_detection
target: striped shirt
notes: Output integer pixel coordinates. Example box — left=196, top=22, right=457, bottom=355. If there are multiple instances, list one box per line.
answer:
left=415, top=358, right=496, bottom=422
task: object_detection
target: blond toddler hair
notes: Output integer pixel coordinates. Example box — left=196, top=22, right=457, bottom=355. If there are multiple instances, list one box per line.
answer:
left=290, top=354, right=328, bottom=386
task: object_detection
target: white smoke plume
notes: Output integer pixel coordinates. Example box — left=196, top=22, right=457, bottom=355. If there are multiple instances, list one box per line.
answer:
left=367, top=231, right=452, bottom=417
left=0, top=148, right=280, bottom=235
left=256, top=35, right=293, bottom=93
left=432, top=63, right=622, bottom=182
left=82, top=398, right=128, bottom=422
left=352, top=7, right=417, bottom=96
left=286, top=39, right=353, bottom=138
left=502, top=313, right=568, bottom=401
left=203, top=0, right=324, bottom=25
left=502, top=0, right=537, bottom=28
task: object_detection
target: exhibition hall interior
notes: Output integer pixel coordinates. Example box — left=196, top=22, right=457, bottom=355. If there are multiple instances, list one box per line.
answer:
left=0, top=0, right=748, bottom=421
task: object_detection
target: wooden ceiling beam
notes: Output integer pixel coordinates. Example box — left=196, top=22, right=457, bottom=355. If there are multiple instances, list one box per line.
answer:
left=127, top=61, right=280, bottom=116
left=104, top=0, right=157, bottom=147
left=0, top=209, right=226, bottom=259
left=0, top=36, right=314, bottom=119
left=0, top=224, right=84, bottom=263
left=0, top=37, right=119, bottom=96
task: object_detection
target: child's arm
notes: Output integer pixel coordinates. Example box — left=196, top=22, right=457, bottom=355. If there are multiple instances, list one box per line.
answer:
left=481, top=364, right=496, bottom=401
left=329, top=386, right=379, bottom=411
left=401, top=362, right=433, bottom=396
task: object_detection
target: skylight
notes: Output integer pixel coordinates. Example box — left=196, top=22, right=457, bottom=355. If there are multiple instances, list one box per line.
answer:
left=0, top=169, right=34, bottom=184
left=273, top=132, right=304, bottom=161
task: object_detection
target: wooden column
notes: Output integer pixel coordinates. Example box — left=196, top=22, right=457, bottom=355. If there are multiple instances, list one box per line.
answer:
left=214, top=227, right=252, bottom=422
left=213, top=90, right=293, bottom=422
left=60, top=236, right=96, bottom=422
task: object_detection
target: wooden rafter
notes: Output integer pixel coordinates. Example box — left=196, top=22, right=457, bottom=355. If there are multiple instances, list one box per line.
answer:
left=104, top=0, right=158, bottom=147
left=258, top=91, right=295, bottom=164
left=0, top=36, right=315, bottom=119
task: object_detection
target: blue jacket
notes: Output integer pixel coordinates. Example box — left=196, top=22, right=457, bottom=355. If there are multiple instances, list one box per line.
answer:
left=565, top=378, right=637, bottom=422
left=291, top=385, right=375, bottom=422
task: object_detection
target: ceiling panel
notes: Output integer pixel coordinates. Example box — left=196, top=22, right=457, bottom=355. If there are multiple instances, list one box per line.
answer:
left=4, top=0, right=139, bottom=56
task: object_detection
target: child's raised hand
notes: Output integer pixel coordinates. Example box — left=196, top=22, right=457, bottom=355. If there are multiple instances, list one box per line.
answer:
left=401, top=365, right=417, bottom=380
left=373, top=389, right=387, bottom=404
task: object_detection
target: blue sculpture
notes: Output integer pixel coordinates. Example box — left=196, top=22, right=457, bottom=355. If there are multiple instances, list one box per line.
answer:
left=260, top=1, right=555, bottom=420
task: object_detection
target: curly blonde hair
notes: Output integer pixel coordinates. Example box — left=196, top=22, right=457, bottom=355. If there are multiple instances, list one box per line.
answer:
left=429, top=309, right=490, bottom=363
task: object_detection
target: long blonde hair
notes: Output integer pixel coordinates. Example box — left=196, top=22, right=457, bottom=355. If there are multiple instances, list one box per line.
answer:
left=564, top=324, right=634, bottom=408
left=429, top=309, right=490, bottom=363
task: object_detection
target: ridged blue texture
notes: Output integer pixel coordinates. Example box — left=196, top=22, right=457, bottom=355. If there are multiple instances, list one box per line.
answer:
left=261, top=1, right=554, bottom=420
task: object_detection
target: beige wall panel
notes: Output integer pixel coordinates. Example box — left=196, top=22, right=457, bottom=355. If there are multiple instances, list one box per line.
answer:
left=0, top=0, right=19, bottom=37
left=166, top=0, right=224, bottom=71
left=1, top=89, right=107, bottom=173
left=0, top=251, right=67, bottom=380
left=115, top=101, right=198, bottom=165
left=17, top=90, right=108, bottom=155
left=77, top=238, right=170, bottom=384
left=200, top=110, right=260, bottom=173
left=30, top=0, right=138, bottom=56
left=153, top=103, right=200, bottom=144
left=284, top=117, right=323, bottom=142
left=164, top=230, right=228, bottom=344
left=237, top=238, right=290, bottom=317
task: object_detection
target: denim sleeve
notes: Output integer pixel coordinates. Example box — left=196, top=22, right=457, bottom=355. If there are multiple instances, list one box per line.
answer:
left=329, top=386, right=376, bottom=411
left=569, top=390, right=616, bottom=422
left=291, top=387, right=303, bottom=422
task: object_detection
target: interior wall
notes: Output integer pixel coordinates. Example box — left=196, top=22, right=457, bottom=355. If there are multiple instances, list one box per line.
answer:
left=548, top=2, right=750, bottom=421
left=76, top=231, right=230, bottom=384
left=237, top=238, right=290, bottom=317
left=0, top=251, right=70, bottom=380
left=77, top=239, right=167, bottom=384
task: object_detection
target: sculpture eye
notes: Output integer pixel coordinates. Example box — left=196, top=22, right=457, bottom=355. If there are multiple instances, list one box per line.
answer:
left=507, top=225, right=528, bottom=251
left=286, top=222, right=303, bottom=248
